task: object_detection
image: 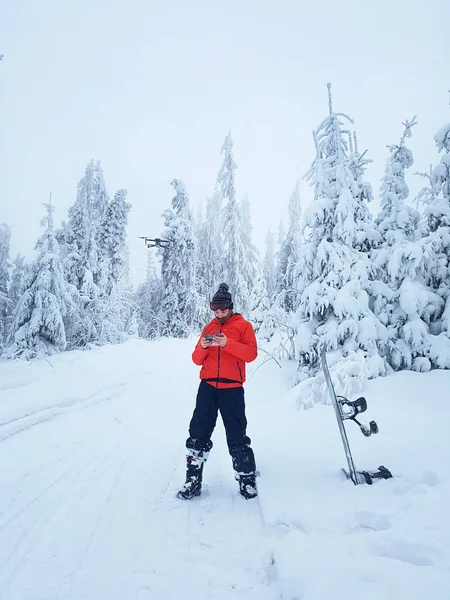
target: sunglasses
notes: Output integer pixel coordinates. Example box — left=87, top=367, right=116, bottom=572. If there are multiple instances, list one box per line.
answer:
left=210, top=302, right=230, bottom=312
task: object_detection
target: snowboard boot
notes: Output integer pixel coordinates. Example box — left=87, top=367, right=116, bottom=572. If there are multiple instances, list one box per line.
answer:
left=177, top=450, right=208, bottom=500
left=238, top=473, right=258, bottom=500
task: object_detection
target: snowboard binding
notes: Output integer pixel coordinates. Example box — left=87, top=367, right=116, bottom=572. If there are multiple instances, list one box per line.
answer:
left=337, top=396, right=379, bottom=437
left=321, top=350, right=393, bottom=486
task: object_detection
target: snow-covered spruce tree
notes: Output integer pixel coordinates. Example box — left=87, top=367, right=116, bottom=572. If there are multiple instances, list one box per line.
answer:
left=371, top=118, right=441, bottom=371
left=193, top=201, right=204, bottom=243
left=249, top=267, right=275, bottom=341
left=0, top=223, right=11, bottom=346
left=416, top=112, right=450, bottom=367
left=8, top=254, right=26, bottom=308
left=192, top=200, right=209, bottom=310
left=3, top=200, right=77, bottom=360
left=160, top=179, right=203, bottom=337
left=5, top=254, right=27, bottom=340
left=135, top=250, right=163, bottom=338
left=294, top=84, right=386, bottom=385
left=64, top=160, right=108, bottom=288
left=63, top=166, right=101, bottom=347
left=239, top=193, right=259, bottom=298
left=276, top=180, right=303, bottom=313
left=97, top=189, right=131, bottom=296
left=199, top=190, right=224, bottom=300
left=263, top=229, right=277, bottom=302
left=92, top=161, right=109, bottom=227
left=347, top=134, right=380, bottom=253
left=95, top=189, right=133, bottom=344
left=218, top=131, right=250, bottom=314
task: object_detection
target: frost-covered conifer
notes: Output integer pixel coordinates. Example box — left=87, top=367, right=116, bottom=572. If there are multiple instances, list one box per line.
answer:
left=63, top=177, right=100, bottom=346
left=347, top=134, right=380, bottom=252
left=200, top=191, right=224, bottom=297
left=239, top=194, right=259, bottom=298
left=160, top=179, right=203, bottom=336
left=8, top=254, right=26, bottom=309
left=372, top=117, right=441, bottom=371
left=419, top=120, right=450, bottom=295
left=93, top=189, right=133, bottom=344
left=0, top=223, right=11, bottom=345
left=135, top=250, right=163, bottom=338
left=3, top=200, right=77, bottom=359
left=5, top=254, right=27, bottom=340
left=219, top=131, right=250, bottom=313
left=249, top=268, right=275, bottom=341
left=92, top=161, right=109, bottom=226
left=276, top=180, right=302, bottom=313
left=416, top=110, right=450, bottom=367
left=192, top=201, right=209, bottom=307
left=263, top=229, right=277, bottom=302
left=97, top=189, right=131, bottom=295
left=64, top=160, right=108, bottom=294
left=294, top=84, right=386, bottom=382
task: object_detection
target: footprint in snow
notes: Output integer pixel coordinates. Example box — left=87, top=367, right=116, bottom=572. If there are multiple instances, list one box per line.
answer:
left=372, top=540, right=434, bottom=567
left=349, top=511, right=392, bottom=532
left=419, top=470, right=440, bottom=486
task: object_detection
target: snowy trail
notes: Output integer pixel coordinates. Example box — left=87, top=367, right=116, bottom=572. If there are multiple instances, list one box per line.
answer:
left=1, top=338, right=450, bottom=599
left=0, top=340, right=282, bottom=600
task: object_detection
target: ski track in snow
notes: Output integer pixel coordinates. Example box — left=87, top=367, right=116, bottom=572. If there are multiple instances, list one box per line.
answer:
left=1, top=339, right=450, bottom=599
left=0, top=381, right=127, bottom=442
left=0, top=341, right=284, bottom=600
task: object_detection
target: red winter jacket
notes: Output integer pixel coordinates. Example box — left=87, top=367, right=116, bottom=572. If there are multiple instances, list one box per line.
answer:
left=192, top=313, right=258, bottom=389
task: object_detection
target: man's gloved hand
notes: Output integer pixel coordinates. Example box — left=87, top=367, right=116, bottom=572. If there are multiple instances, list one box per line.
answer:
left=212, top=333, right=227, bottom=347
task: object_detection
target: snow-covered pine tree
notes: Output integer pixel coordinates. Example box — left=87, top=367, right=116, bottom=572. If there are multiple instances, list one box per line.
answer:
left=263, top=229, right=277, bottom=302
left=249, top=267, right=275, bottom=341
left=92, top=161, right=109, bottom=227
left=193, top=201, right=204, bottom=243
left=160, top=179, right=203, bottom=337
left=6, top=254, right=27, bottom=339
left=294, top=84, right=386, bottom=383
left=277, top=220, right=286, bottom=248
left=3, top=199, right=77, bottom=360
left=8, top=254, right=26, bottom=308
left=97, top=189, right=131, bottom=295
left=64, top=160, right=108, bottom=289
left=0, top=223, right=11, bottom=346
left=239, top=193, right=259, bottom=299
left=135, top=250, right=163, bottom=338
left=416, top=109, right=450, bottom=367
left=199, top=190, right=224, bottom=298
left=218, top=131, right=250, bottom=314
left=94, top=189, right=133, bottom=344
left=347, top=133, right=380, bottom=253
left=191, top=200, right=210, bottom=315
left=63, top=165, right=102, bottom=347
left=275, top=180, right=303, bottom=313
left=371, top=117, right=441, bottom=371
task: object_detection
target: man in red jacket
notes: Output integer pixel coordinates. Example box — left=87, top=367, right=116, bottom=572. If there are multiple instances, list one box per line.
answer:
left=177, top=283, right=258, bottom=500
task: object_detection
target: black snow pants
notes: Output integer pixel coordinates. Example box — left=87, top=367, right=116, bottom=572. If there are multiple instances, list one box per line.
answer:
left=186, top=380, right=256, bottom=475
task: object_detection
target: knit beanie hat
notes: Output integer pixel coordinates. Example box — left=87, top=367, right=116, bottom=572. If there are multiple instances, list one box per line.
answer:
left=210, top=283, right=233, bottom=310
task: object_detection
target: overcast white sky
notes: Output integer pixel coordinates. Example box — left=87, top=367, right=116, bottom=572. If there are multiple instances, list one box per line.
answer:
left=1, top=0, right=449, bottom=283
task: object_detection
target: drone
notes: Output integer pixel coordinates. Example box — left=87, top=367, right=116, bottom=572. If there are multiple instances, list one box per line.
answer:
left=139, top=236, right=172, bottom=249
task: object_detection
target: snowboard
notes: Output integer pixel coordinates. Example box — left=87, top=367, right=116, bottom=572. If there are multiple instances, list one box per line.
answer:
left=321, top=349, right=392, bottom=485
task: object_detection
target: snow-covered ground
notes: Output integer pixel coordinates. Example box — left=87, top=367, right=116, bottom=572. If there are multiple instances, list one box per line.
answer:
left=0, top=338, right=449, bottom=599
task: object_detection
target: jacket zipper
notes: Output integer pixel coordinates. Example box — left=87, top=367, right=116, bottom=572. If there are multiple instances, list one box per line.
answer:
left=216, top=326, right=222, bottom=388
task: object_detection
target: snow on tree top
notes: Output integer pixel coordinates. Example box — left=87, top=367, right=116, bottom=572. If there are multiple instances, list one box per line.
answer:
left=435, top=123, right=450, bottom=153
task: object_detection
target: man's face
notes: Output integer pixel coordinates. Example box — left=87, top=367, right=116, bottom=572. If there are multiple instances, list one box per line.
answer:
left=212, top=307, right=231, bottom=324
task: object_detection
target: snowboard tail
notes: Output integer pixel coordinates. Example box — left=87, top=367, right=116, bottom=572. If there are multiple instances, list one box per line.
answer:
left=321, top=350, right=393, bottom=486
